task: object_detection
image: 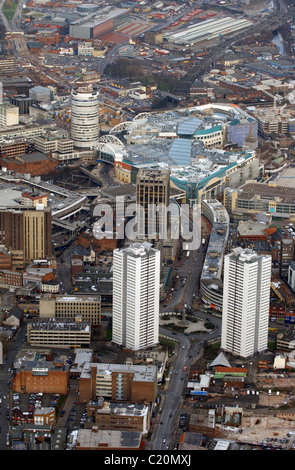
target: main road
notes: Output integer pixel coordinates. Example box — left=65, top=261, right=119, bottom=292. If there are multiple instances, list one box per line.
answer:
left=0, top=0, right=11, bottom=32
left=152, top=322, right=220, bottom=450
left=151, top=203, right=223, bottom=449
left=0, top=317, right=27, bottom=450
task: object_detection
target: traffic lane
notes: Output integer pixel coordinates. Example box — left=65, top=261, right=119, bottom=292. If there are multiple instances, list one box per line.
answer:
left=161, top=246, right=203, bottom=312
left=154, top=327, right=218, bottom=450
left=191, top=310, right=222, bottom=332
left=154, top=330, right=189, bottom=448
left=153, top=372, right=187, bottom=450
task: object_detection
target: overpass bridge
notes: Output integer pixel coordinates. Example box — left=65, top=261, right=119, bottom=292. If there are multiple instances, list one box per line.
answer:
left=52, top=218, right=79, bottom=232
left=76, top=188, right=101, bottom=197
left=79, top=166, right=103, bottom=186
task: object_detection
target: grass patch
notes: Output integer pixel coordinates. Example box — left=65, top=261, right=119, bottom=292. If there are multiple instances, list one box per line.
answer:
left=159, top=337, right=176, bottom=350
left=3, top=0, right=18, bottom=22
left=104, top=328, right=112, bottom=340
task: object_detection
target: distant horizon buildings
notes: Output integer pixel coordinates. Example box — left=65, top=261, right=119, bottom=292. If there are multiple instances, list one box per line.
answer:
left=70, top=86, right=99, bottom=149
left=221, top=247, right=272, bottom=359
left=112, top=242, right=160, bottom=351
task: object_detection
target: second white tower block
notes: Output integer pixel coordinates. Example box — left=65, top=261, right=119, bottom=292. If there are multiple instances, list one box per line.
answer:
left=221, top=247, right=271, bottom=359
left=112, top=242, right=160, bottom=351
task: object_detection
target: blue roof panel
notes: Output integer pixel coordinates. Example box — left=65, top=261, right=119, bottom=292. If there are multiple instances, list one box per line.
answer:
left=177, top=117, right=202, bottom=136
left=169, top=138, right=192, bottom=166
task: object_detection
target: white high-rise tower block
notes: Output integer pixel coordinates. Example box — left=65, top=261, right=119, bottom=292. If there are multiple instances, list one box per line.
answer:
left=112, top=242, right=160, bottom=351
left=221, top=247, right=271, bottom=358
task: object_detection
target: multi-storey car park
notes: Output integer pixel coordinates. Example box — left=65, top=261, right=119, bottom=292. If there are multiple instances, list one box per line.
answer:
left=27, top=318, right=92, bottom=349
left=0, top=173, right=87, bottom=221
left=225, top=182, right=295, bottom=220
left=200, top=199, right=230, bottom=313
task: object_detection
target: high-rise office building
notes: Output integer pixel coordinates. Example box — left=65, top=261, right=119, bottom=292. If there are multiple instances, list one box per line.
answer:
left=136, top=168, right=170, bottom=239
left=0, top=206, right=52, bottom=268
left=279, top=238, right=295, bottom=281
left=112, top=242, right=160, bottom=351
left=70, top=86, right=99, bottom=149
left=221, top=247, right=271, bottom=359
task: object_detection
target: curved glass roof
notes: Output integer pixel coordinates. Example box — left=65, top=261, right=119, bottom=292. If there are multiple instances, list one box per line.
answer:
left=177, top=117, right=202, bottom=136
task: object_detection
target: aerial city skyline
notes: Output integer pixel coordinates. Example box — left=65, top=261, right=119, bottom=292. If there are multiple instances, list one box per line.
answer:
left=0, top=0, right=295, bottom=455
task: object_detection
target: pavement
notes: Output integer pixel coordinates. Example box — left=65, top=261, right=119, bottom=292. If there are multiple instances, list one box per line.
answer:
left=159, top=315, right=211, bottom=334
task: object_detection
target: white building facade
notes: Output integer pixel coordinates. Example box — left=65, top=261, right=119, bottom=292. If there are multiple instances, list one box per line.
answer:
left=112, top=242, right=160, bottom=351
left=0, top=103, right=19, bottom=127
left=221, top=247, right=271, bottom=358
left=70, top=86, right=99, bottom=149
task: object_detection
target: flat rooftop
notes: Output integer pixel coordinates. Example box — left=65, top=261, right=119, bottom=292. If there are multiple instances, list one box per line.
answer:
left=96, top=401, right=148, bottom=417
left=101, top=184, right=136, bottom=200
left=56, top=294, right=101, bottom=303
left=237, top=183, right=295, bottom=204
left=29, top=318, right=91, bottom=332
left=81, top=362, right=157, bottom=382
left=201, top=199, right=229, bottom=282
left=76, top=428, right=142, bottom=449
left=0, top=173, right=87, bottom=218
left=252, top=106, right=295, bottom=121
left=0, top=185, right=23, bottom=208
left=275, top=167, right=295, bottom=187
left=70, top=7, right=129, bottom=27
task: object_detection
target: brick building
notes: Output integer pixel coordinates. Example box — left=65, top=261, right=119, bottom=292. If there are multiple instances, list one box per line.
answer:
left=13, top=361, right=69, bottom=394
left=0, top=269, right=22, bottom=289
left=35, top=32, right=60, bottom=45
left=21, top=191, right=47, bottom=208
left=189, top=409, right=219, bottom=438
left=0, top=139, right=35, bottom=158
left=0, top=246, right=12, bottom=270
left=79, top=363, right=157, bottom=404
left=75, top=233, right=118, bottom=251
left=86, top=399, right=150, bottom=435
left=0, top=152, right=58, bottom=176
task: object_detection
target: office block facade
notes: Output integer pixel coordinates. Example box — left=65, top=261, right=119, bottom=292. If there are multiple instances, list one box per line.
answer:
left=0, top=103, right=19, bottom=126
left=136, top=168, right=170, bottom=239
left=0, top=207, right=51, bottom=268
left=79, top=363, right=158, bottom=404
left=39, top=294, right=101, bottom=326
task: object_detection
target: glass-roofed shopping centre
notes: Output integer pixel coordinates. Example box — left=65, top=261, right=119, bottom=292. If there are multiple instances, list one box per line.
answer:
left=94, top=103, right=261, bottom=206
